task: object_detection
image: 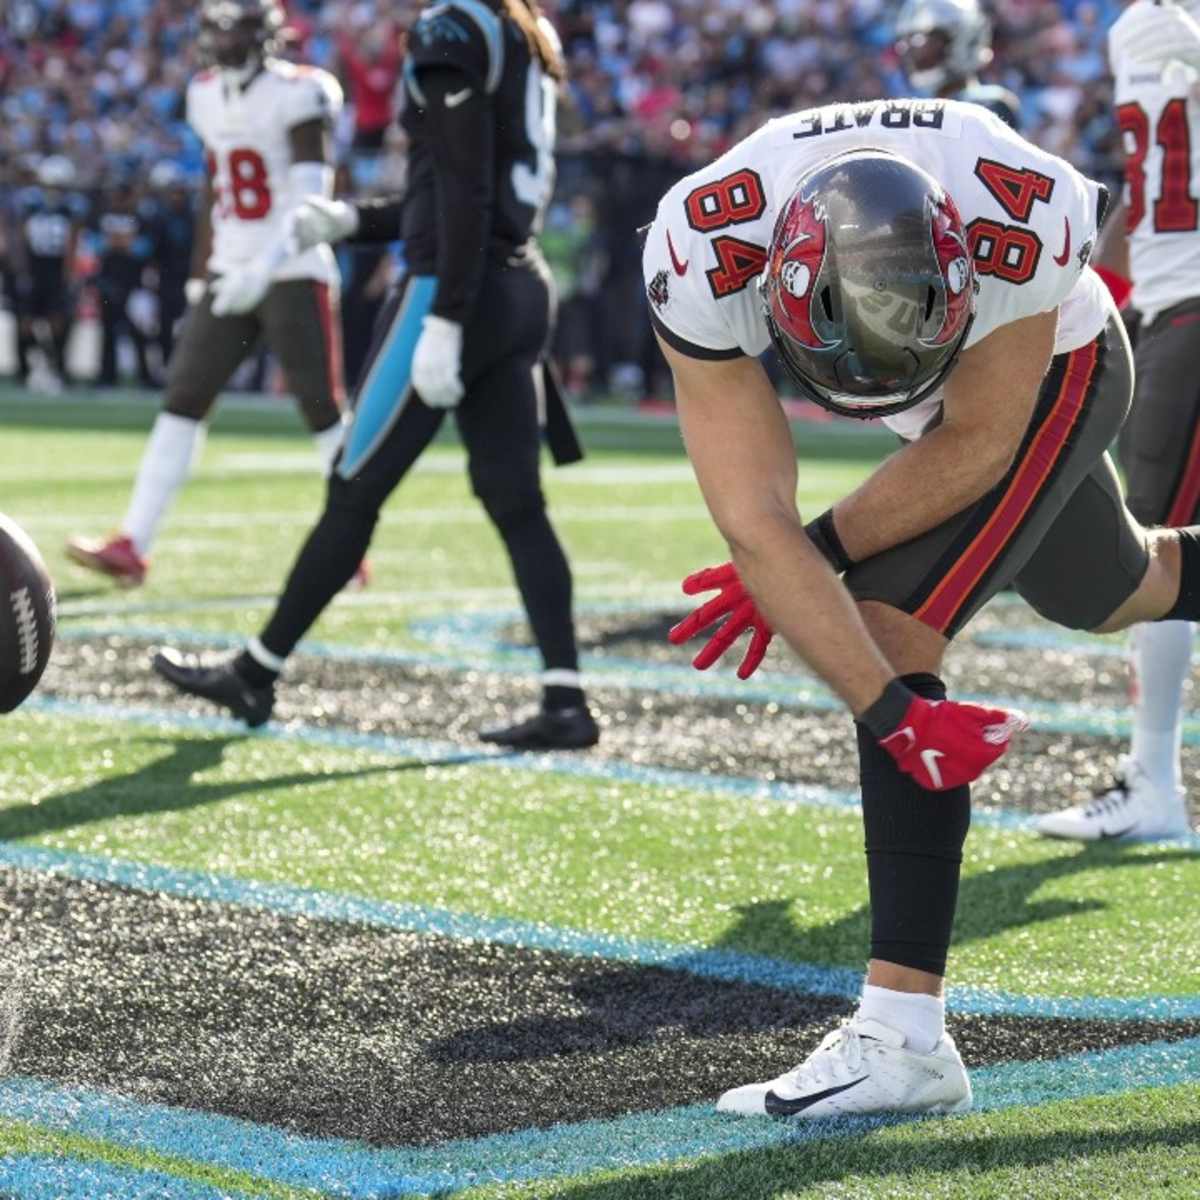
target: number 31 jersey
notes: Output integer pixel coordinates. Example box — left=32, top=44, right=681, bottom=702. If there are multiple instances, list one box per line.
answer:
left=643, top=100, right=1110, bottom=436
left=1110, top=2, right=1200, bottom=321
left=187, top=59, right=343, bottom=284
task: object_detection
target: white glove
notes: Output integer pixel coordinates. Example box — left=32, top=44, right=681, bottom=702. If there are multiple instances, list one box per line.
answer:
left=290, top=197, right=360, bottom=252
left=1120, top=0, right=1200, bottom=71
left=411, top=315, right=465, bottom=408
left=184, top=277, right=207, bottom=306
left=210, top=258, right=273, bottom=317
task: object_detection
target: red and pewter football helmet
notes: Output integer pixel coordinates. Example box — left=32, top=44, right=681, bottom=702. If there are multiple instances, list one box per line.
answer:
left=200, top=0, right=284, bottom=70
left=759, top=148, right=976, bottom=419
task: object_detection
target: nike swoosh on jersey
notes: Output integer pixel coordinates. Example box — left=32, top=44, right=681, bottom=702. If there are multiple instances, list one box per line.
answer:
left=764, top=1074, right=869, bottom=1116
left=444, top=87, right=474, bottom=108
left=920, top=747, right=946, bottom=789
left=666, top=230, right=689, bottom=276
left=1053, top=217, right=1072, bottom=267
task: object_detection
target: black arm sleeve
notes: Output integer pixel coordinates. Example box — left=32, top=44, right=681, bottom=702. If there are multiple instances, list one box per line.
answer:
left=415, top=65, right=494, bottom=324
left=351, top=197, right=405, bottom=243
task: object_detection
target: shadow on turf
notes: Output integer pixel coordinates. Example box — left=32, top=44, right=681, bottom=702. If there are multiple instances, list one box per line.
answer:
left=548, top=1115, right=1200, bottom=1199
left=708, top=840, right=1200, bottom=965
left=0, top=734, right=482, bottom=840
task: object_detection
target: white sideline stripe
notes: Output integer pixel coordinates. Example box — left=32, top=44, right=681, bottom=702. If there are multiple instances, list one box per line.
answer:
left=56, top=582, right=684, bottom=618
left=33, top=505, right=708, bottom=530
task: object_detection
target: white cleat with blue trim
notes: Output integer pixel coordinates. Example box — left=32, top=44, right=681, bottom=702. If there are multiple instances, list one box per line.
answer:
left=1035, top=757, right=1190, bottom=842
left=716, top=1015, right=972, bottom=1119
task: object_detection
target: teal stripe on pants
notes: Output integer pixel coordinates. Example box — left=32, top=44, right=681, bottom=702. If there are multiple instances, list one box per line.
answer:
left=338, top=275, right=437, bottom=480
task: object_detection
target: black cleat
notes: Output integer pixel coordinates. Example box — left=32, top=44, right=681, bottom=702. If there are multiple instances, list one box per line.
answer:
left=152, top=647, right=275, bottom=728
left=480, top=705, right=600, bottom=751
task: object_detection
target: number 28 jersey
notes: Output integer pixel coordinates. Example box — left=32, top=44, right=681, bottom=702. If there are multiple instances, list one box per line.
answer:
left=187, top=59, right=343, bottom=284
left=1110, top=3, right=1200, bottom=321
left=643, top=100, right=1110, bottom=437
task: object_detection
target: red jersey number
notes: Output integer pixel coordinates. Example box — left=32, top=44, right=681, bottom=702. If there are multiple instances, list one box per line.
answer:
left=1117, top=99, right=1199, bottom=234
left=208, top=148, right=273, bottom=221
left=683, top=168, right=768, bottom=298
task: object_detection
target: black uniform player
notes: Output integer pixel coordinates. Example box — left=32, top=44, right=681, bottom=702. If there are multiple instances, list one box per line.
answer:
left=894, top=0, right=1021, bottom=129
left=152, top=0, right=599, bottom=750
left=13, top=156, right=80, bottom=390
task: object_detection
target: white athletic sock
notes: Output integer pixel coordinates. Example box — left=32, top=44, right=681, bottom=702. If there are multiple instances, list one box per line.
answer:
left=313, top=417, right=347, bottom=476
left=1129, top=620, right=1194, bottom=792
left=858, top=983, right=944, bottom=1054
left=121, top=412, right=206, bottom=556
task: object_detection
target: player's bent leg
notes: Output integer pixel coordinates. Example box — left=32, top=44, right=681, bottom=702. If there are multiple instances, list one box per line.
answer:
left=66, top=294, right=256, bottom=586
left=719, top=606, right=971, bottom=1119
left=260, top=278, right=349, bottom=473
left=1014, top=458, right=1192, bottom=839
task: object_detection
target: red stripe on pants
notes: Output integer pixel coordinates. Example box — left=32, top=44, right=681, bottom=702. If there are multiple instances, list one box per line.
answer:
left=914, top=337, right=1100, bottom=633
left=1166, top=420, right=1200, bottom=527
left=313, top=281, right=347, bottom=410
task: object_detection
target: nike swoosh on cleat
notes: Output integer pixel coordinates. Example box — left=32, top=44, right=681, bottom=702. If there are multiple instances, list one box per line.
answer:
left=1099, top=825, right=1136, bottom=840
left=764, top=1075, right=869, bottom=1116
left=1053, top=216, right=1071, bottom=267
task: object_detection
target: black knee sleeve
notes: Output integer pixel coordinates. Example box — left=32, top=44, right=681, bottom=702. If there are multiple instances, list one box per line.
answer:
left=1162, top=527, right=1200, bottom=621
left=856, top=671, right=970, bottom=977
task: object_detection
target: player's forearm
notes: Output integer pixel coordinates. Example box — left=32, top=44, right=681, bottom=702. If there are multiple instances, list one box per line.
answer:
left=421, top=72, right=494, bottom=323
left=722, top=511, right=895, bottom=715
left=832, top=424, right=1015, bottom=562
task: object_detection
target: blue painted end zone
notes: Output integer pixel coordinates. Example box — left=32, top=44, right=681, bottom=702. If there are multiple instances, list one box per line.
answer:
left=4, top=1038, right=1200, bottom=1198
left=0, top=1154, right=241, bottom=1200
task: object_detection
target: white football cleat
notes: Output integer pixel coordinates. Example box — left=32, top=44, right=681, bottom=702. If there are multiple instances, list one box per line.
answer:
left=716, top=1015, right=971, bottom=1119
left=1034, top=757, right=1190, bottom=842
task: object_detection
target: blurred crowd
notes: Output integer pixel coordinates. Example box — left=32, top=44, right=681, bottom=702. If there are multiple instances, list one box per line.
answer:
left=1, top=0, right=1126, bottom=397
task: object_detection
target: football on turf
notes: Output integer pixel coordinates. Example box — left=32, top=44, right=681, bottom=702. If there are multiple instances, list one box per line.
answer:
left=0, top=513, right=55, bottom=713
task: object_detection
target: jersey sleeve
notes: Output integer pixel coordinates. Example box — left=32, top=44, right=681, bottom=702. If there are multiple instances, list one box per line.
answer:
left=184, top=76, right=209, bottom=142
left=282, top=69, right=343, bottom=129
left=641, top=205, right=745, bottom=361
left=404, top=0, right=505, bottom=100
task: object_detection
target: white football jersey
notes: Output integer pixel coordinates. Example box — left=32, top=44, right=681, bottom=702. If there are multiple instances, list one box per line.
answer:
left=187, top=59, right=343, bottom=284
left=642, top=99, right=1110, bottom=438
left=1110, top=2, right=1200, bottom=321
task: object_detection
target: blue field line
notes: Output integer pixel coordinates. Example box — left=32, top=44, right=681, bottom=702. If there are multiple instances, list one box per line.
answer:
left=973, top=628, right=1131, bottom=657
left=20, top=692, right=1048, bottom=837
left=27, top=690, right=1200, bottom=848
left=0, top=1154, right=241, bottom=1200
left=4, top=1038, right=1200, bottom=1198
left=2, top=838, right=1199, bottom=1024
left=54, top=615, right=1200, bottom=744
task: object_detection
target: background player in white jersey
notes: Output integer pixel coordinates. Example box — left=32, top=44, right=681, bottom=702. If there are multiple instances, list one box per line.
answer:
left=894, top=0, right=1021, bottom=128
left=1038, top=0, right=1200, bottom=841
left=647, top=97, right=1200, bottom=1119
left=66, top=0, right=354, bottom=589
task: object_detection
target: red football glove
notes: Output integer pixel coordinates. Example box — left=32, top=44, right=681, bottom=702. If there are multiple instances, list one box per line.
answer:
left=876, top=693, right=1028, bottom=791
left=668, top=561, right=773, bottom=679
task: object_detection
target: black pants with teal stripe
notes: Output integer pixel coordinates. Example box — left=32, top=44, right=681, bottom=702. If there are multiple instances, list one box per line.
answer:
left=257, top=253, right=581, bottom=678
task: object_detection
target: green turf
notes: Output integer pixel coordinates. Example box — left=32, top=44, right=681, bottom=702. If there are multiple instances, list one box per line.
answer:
left=467, top=1083, right=1200, bottom=1199
left=0, top=1117, right=323, bottom=1199
left=2, top=391, right=1198, bottom=1200
left=3, top=713, right=1197, bottom=998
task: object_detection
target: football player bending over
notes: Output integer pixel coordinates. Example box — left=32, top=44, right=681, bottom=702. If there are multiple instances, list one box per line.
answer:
left=650, top=97, right=1200, bottom=1118
left=152, top=0, right=598, bottom=751
left=1037, top=0, right=1200, bottom=842
left=67, top=0, right=360, bottom=589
